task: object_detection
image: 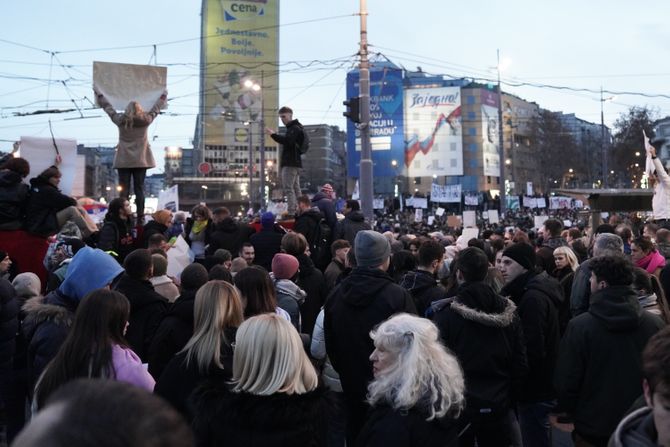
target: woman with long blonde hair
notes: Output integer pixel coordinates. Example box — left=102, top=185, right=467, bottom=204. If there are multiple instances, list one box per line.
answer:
left=154, top=280, right=243, bottom=420
left=357, top=313, right=465, bottom=447
left=191, top=313, right=328, bottom=447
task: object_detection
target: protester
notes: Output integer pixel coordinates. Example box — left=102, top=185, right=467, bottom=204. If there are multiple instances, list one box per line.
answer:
left=271, top=253, right=304, bottom=331
left=325, top=230, right=417, bottom=444
left=324, top=239, right=350, bottom=289
left=0, top=277, right=18, bottom=434
left=113, top=249, right=169, bottom=362
left=390, top=250, right=418, bottom=283
left=294, top=195, right=328, bottom=267
left=0, top=157, right=30, bottom=230
left=208, top=264, right=233, bottom=282
left=149, top=253, right=180, bottom=302
left=335, top=199, right=370, bottom=248
left=98, top=197, right=135, bottom=264
left=147, top=262, right=209, bottom=378
left=154, top=280, right=243, bottom=420
left=238, top=242, right=255, bottom=266
left=433, top=247, right=527, bottom=446
left=555, top=256, right=664, bottom=446
left=142, top=209, right=172, bottom=248
left=250, top=212, right=284, bottom=270
left=184, top=204, right=213, bottom=261
left=632, top=267, right=670, bottom=324
left=233, top=265, right=291, bottom=322
left=191, top=313, right=328, bottom=447
left=399, top=240, right=447, bottom=316
left=206, top=206, right=254, bottom=256
left=357, top=313, right=465, bottom=447
left=553, top=245, right=579, bottom=333
left=631, top=236, right=666, bottom=277
left=648, top=144, right=670, bottom=228
left=312, top=184, right=337, bottom=233
left=536, top=219, right=568, bottom=273
left=96, top=89, right=167, bottom=223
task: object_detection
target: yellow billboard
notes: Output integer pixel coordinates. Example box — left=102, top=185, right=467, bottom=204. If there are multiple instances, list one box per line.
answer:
left=202, top=0, right=279, bottom=147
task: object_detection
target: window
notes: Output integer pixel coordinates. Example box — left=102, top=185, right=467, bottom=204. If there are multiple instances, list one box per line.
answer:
left=468, top=128, right=477, bottom=136
left=467, top=112, right=476, bottom=121
left=467, top=95, right=476, bottom=105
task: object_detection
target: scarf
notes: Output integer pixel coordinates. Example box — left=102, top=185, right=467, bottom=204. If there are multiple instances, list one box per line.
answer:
left=635, top=250, right=666, bottom=274
left=192, top=220, right=208, bottom=235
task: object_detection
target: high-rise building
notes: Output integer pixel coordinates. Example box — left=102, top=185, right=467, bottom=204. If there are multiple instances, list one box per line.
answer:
left=300, top=124, right=347, bottom=197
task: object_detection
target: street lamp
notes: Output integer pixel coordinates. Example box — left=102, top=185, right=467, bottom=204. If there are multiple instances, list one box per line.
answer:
left=496, top=50, right=511, bottom=213
left=243, top=76, right=265, bottom=211
left=201, top=185, right=208, bottom=202
left=600, top=88, right=616, bottom=188
left=391, top=159, right=399, bottom=198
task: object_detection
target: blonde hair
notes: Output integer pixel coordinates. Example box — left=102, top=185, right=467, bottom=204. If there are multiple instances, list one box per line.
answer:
left=553, top=246, right=579, bottom=272
left=367, top=313, right=465, bottom=421
left=181, top=281, right=244, bottom=374
left=123, top=101, right=144, bottom=128
left=233, top=313, right=318, bottom=395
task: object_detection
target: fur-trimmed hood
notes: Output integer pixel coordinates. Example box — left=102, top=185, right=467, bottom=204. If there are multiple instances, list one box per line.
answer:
left=450, top=297, right=517, bottom=328
left=21, top=293, right=74, bottom=339
left=451, top=281, right=517, bottom=328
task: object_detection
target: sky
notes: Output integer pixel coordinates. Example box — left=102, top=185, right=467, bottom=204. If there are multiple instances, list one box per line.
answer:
left=2, top=0, right=670, bottom=175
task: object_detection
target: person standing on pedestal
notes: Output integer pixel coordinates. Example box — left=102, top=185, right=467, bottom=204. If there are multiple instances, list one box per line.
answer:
left=266, top=106, right=305, bottom=216
left=95, top=89, right=167, bottom=224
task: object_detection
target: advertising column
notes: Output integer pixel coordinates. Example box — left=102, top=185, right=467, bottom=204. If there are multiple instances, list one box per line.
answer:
left=481, top=89, right=501, bottom=177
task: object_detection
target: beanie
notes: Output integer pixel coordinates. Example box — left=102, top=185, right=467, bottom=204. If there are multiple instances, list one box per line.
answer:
left=152, top=210, right=172, bottom=226
left=12, top=272, right=41, bottom=298
left=354, top=230, right=391, bottom=268
left=272, top=253, right=299, bottom=280
left=261, top=212, right=275, bottom=230
left=502, top=243, right=536, bottom=271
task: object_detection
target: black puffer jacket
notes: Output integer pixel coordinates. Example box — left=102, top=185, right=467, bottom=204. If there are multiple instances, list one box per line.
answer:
left=0, top=170, right=29, bottom=230
left=325, top=266, right=417, bottom=439
left=555, top=285, right=664, bottom=441
left=434, top=282, right=527, bottom=414
left=147, top=289, right=197, bottom=379
left=270, top=119, right=304, bottom=168
left=97, top=214, right=134, bottom=264
left=296, top=253, right=326, bottom=336
left=191, top=383, right=329, bottom=447
left=0, top=279, right=19, bottom=375
left=500, top=270, right=561, bottom=403
left=357, top=402, right=460, bottom=447
left=206, top=217, right=254, bottom=256
left=24, top=176, right=76, bottom=237
left=294, top=208, right=323, bottom=252
left=311, top=192, right=337, bottom=232
left=400, top=269, right=447, bottom=317
left=113, top=273, right=168, bottom=362
left=335, top=211, right=370, bottom=247
left=141, top=220, right=168, bottom=247
left=250, top=227, right=285, bottom=271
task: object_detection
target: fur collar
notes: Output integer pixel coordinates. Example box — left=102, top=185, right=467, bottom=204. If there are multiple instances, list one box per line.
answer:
left=22, top=295, right=74, bottom=329
left=450, top=297, right=517, bottom=328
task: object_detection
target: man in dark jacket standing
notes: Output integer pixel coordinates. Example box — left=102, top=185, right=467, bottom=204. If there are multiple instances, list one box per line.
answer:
left=555, top=256, right=664, bottom=446
left=114, top=249, right=168, bottom=362
left=267, top=106, right=304, bottom=215
left=400, top=240, right=447, bottom=316
left=324, top=230, right=417, bottom=445
left=499, top=243, right=561, bottom=447
left=311, top=184, right=337, bottom=233
left=249, top=212, right=285, bottom=271
left=434, top=247, right=527, bottom=446
left=536, top=218, right=568, bottom=273
left=98, top=197, right=135, bottom=265
left=293, top=196, right=324, bottom=260
left=335, top=199, right=370, bottom=248
left=206, top=207, right=254, bottom=257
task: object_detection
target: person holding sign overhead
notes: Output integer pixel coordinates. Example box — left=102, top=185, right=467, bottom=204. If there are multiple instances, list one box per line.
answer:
left=95, top=89, right=167, bottom=224
left=645, top=131, right=670, bottom=229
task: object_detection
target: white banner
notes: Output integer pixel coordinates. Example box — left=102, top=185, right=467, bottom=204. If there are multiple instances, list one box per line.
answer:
left=463, top=210, right=477, bottom=228
left=351, top=180, right=359, bottom=200
left=166, top=235, right=194, bottom=283
left=524, top=196, right=536, bottom=208
left=534, top=215, right=549, bottom=230
left=464, top=194, right=479, bottom=206
left=431, top=183, right=461, bottom=203
left=536, top=198, right=547, bottom=209
left=435, top=207, right=445, bottom=217
left=19, top=136, right=79, bottom=196
left=488, top=209, right=499, bottom=224
left=526, top=182, right=533, bottom=196
left=549, top=196, right=572, bottom=210
left=93, top=61, right=167, bottom=112
left=406, top=197, right=428, bottom=209
left=158, top=185, right=179, bottom=212
left=373, top=198, right=385, bottom=210
left=415, top=208, right=423, bottom=221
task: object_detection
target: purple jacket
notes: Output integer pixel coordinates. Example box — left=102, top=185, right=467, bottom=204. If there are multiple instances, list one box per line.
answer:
left=112, top=344, right=155, bottom=391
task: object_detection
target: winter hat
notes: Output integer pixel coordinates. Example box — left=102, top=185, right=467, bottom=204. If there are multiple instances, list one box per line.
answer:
left=261, top=212, right=275, bottom=230
left=321, top=184, right=334, bottom=196
left=12, top=272, right=41, bottom=298
left=502, top=243, right=536, bottom=271
left=272, top=253, right=299, bottom=280
left=180, top=263, right=209, bottom=292
left=354, top=230, right=391, bottom=268
left=152, top=210, right=172, bottom=226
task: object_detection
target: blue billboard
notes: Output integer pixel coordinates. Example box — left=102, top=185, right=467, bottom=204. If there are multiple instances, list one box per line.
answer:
left=346, top=65, right=405, bottom=178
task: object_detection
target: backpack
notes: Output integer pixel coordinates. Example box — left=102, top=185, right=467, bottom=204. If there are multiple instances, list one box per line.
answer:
left=311, top=218, right=331, bottom=268
left=297, top=126, right=310, bottom=154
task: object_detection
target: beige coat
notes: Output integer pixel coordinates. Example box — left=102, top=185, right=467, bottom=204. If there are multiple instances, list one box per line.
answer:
left=100, top=96, right=164, bottom=169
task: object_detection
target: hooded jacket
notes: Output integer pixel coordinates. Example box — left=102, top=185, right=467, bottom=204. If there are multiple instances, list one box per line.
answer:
left=500, top=270, right=562, bottom=403
left=0, top=169, right=29, bottom=229
left=114, top=273, right=168, bottom=362
left=434, top=281, right=527, bottom=414
left=311, top=192, right=337, bottom=231
left=555, top=285, right=664, bottom=441
left=24, top=176, right=77, bottom=237
left=22, top=247, right=123, bottom=387
left=273, top=276, right=306, bottom=332
left=336, top=211, right=371, bottom=247
left=206, top=217, right=254, bottom=256
left=400, top=269, right=447, bottom=317
left=250, top=226, right=284, bottom=271
left=608, top=406, right=658, bottom=447
left=141, top=220, right=168, bottom=248
left=293, top=207, right=323, bottom=251
left=324, top=267, right=416, bottom=420
left=296, top=253, right=326, bottom=336
left=191, top=383, right=329, bottom=447
left=98, top=213, right=134, bottom=264
left=270, top=119, right=304, bottom=168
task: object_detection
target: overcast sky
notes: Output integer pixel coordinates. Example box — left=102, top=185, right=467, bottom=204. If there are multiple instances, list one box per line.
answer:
left=2, top=0, right=669, bottom=174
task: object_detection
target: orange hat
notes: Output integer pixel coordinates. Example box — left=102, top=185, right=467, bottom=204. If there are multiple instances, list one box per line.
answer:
left=152, top=209, right=172, bottom=226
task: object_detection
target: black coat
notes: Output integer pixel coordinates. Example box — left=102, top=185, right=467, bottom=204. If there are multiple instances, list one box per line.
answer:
left=142, top=220, right=168, bottom=247
left=250, top=227, right=285, bottom=271
left=399, top=269, right=447, bottom=317
left=500, top=271, right=561, bottom=403
left=21, top=291, right=75, bottom=390
left=324, top=267, right=417, bottom=438
left=357, top=403, right=460, bottom=447
left=311, top=192, right=337, bottom=232
left=0, top=169, right=29, bottom=230
left=24, top=176, right=76, bottom=237
left=296, top=254, right=326, bottom=336
left=113, top=273, right=168, bottom=362
left=191, top=384, right=329, bottom=447
left=433, top=282, right=527, bottom=414
left=148, top=289, right=197, bottom=379
left=554, top=285, right=664, bottom=440
left=97, top=214, right=134, bottom=264
left=154, top=327, right=237, bottom=421
left=0, top=279, right=19, bottom=375
left=293, top=208, right=323, bottom=251
left=206, top=217, right=254, bottom=256
left=270, top=119, right=304, bottom=168
left=335, top=211, right=370, bottom=247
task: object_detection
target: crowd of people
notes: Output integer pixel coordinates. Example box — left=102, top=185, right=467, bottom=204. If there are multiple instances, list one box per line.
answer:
left=0, top=151, right=669, bottom=446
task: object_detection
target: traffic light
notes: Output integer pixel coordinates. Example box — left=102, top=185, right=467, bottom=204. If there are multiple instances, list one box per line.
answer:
left=343, top=97, right=361, bottom=123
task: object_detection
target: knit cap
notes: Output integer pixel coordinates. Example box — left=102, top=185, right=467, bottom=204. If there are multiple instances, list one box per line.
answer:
left=152, top=210, right=173, bottom=226
left=321, top=184, right=334, bottom=195
left=12, top=272, right=41, bottom=298
left=272, top=253, right=299, bottom=280
left=502, top=243, right=536, bottom=271
left=354, top=230, right=391, bottom=268
left=261, top=212, right=275, bottom=230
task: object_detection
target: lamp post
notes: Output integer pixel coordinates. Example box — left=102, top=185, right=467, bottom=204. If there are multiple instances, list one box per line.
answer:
left=243, top=77, right=265, bottom=211
left=391, top=159, right=398, bottom=198
left=201, top=185, right=208, bottom=202
left=600, top=88, right=615, bottom=188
